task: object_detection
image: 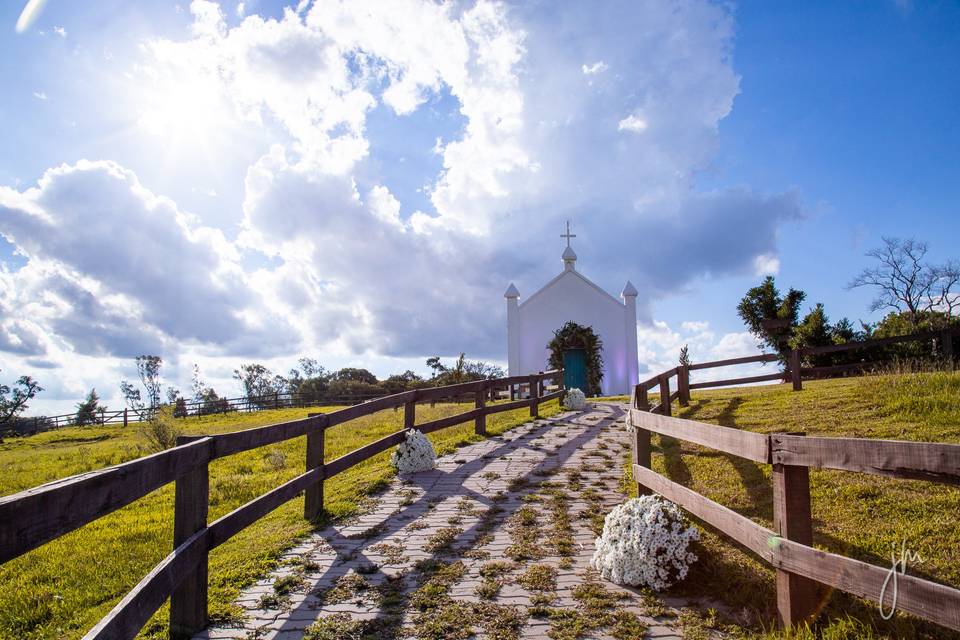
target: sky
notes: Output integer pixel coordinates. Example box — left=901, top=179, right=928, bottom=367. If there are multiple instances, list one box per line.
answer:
left=1, top=0, right=958, bottom=415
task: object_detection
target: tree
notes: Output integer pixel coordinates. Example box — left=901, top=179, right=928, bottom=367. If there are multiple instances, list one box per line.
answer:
left=120, top=380, right=143, bottom=413
left=333, top=367, right=379, bottom=385
left=120, top=355, right=163, bottom=416
left=678, top=345, right=691, bottom=368
left=848, top=237, right=960, bottom=329
left=424, top=354, right=505, bottom=386
left=75, top=388, right=103, bottom=426
left=136, top=355, right=163, bottom=409
left=0, top=371, right=43, bottom=427
left=233, top=363, right=287, bottom=406
left=191, top=364, right=207, bottom=403
left=737, top=276, right=806, bottom=361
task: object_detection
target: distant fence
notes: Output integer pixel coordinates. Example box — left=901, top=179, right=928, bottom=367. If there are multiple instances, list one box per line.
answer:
left=2, top=383, right=524, bottom=439
left=0, top=369, right=563, bottom=639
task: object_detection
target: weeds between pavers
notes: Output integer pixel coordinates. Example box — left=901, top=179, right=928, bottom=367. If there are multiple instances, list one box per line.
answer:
left=516, top=564, right=557, bottom=591
left=409, top=559, right=527, bottom=640
left=424, top=526, right=463, bottom=554
left=370, top=541, right=406, bottom=565
left=505, top=505, right=545, bottom=561
left=304, top=575, right=407, bottom=640
left=540, top=577, right=639, bottom=640
left=256, top=572, right=306, bottom=610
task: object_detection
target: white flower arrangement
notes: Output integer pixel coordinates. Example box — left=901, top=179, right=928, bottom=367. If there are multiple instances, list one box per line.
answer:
left=591, top=495, right=699, bottom=590
left=562, top=388, right=587, bottom=410
left=391, top=429, right=436, bottom=474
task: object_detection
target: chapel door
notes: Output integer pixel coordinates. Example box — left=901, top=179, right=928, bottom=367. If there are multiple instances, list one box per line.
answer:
left=562, top=349, right=588, bottom=394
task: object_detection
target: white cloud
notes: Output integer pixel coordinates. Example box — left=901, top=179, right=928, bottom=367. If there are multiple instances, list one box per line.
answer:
left=32, top=91, right=47, bottom=100
left=753, top=253, right=781, bottom=276
left=53, top=26, right=66, bottom=38
left=581, top=61, right=608, bottom=75
left=2, top=0, right=803, bottom=413
left=618, top=114, right=648, bottom=133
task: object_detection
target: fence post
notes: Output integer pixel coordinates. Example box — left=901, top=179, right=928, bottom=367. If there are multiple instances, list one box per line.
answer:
left=630, top=387, right=652, bottom=496
left=678, top=365, right=690, bottom=406
left=771, top=432, right=817, bottom=627
left=658, top=374, right=671, bottom=417
left=304, top=414, right=327, bottom=521
left=475, top=383, right=487, bottom=436
left=790, top=349, right=802, bottom=391
left=123, top=408, right=128, bottom=428
left=169, top=437, right=210, bottom=638
left=529, top=374, right=540, bottom=418
left=510, top=384, right=516, bottom=401
left=404, top=394, right=417, bottom=430
left=635, top=384, right=650, bottom=411
left=941, top=330, right=954, bottom=370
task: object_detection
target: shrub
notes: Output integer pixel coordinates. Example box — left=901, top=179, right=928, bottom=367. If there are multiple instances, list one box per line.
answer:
left=137, top=406, right=183, bottom=452
left=591, top=495, right=699, bottom=590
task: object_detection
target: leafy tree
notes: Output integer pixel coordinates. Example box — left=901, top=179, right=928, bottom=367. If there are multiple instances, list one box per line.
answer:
left=848, top=237, right=960, bottom=329
left=75, top=388, right=104, bottom=426
left=333, top=368, right=378, bottom=385
left=191, top=364, right=208, bottom=404
left=119, top=380, right=143, bottom=413
left=234, top=363, right=276, bottom=398
left=0, top=371, right=43, bottom=427
left=136, top=355, right=163, bottom=409
left=120, top=354, right=163, bottom=416
left=165, top=386, right=181, bottom=405
left=197, top=387, right=231, bottom=415
left=425, top=354, right=504, bottom=386
left=380, top=370, right=425, bottom=394
left=678, top=345, right=691, bottom=368
left=737, top=276, right=806, bottom=361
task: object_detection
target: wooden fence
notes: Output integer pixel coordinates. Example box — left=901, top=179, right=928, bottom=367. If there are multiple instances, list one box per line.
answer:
left=0, top=370, right=563, bottom=640
left=2, top=391, right=390, bottom=437
left=628, top=377, right=960, bottom=631
left=632, top=327, right=959, bottom=411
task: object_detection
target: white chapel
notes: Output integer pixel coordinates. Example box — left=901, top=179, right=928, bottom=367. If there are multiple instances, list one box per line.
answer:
left=505, top=224, right=640, bottom=396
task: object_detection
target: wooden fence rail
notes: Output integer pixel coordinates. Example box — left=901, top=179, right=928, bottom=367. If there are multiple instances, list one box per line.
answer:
left=633, top=327, right=960, bottom=409
left=627, top=396, right=960, bottom=632
left=0, top=369, right=563, bottom=640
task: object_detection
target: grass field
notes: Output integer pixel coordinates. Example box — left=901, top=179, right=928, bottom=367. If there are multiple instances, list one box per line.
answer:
left=623, top=371, right=960, bottom=639
left=0, top=398, right=561, bottom=639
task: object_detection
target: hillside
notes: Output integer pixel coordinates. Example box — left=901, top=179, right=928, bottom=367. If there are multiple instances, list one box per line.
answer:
left=627, top=371, right=960, bottom=639
left=0, top=399, right=562, bottom=639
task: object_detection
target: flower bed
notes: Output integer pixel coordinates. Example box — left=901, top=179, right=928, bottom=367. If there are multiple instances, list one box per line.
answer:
left=391, top=429, right=436, bottom=474
left=591, top=495, right=699, bottom=590
left=562, top=388, right=586, bottom=411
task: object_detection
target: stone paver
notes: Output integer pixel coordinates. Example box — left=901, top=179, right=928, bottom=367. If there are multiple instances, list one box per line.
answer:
left=194, top=402, right=713, bottom=640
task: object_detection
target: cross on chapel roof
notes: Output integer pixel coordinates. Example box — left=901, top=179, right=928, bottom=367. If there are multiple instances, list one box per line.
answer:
left=561, top=220, right=576, bottom=247
left=561, top=220, right=577, bottom=270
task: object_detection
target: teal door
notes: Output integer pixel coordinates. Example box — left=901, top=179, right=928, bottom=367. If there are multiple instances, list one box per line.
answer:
left=563, top=349, right=588, bottom=394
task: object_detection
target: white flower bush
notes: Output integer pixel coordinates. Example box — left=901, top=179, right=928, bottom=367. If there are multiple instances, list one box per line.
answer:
left=591, top=495, right=699, bottom=590
left=562, top=388, right=587, bottom=410
left=391, top=429, right=436, bottom=474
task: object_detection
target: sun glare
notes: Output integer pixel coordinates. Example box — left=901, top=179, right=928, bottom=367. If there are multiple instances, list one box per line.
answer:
left=136, top=77, right=227, bottom=139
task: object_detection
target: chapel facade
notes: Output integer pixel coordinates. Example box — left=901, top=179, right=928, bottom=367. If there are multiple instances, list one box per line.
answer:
left=505, top=227, right=640, bottom=396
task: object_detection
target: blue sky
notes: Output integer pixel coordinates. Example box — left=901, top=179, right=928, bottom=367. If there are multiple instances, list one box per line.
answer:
left=1, top=0, right=958, bottom=414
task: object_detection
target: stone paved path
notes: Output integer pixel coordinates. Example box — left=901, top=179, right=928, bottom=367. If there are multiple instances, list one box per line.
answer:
left=196, top=402, right=708, bottom=639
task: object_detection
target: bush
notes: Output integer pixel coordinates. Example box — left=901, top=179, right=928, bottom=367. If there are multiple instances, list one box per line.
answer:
left=591, top=495, right=699, bottom=590
left=137, top=406, right=183, bottom=452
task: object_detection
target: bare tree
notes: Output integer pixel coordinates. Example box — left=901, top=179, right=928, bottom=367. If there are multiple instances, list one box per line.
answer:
left=847, top=237, right=958, bottom=328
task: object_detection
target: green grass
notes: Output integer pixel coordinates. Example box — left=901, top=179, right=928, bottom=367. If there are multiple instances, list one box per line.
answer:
left=0, top=398, right=561, bottom=639
left=620, top=372, right=960, bottom=639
